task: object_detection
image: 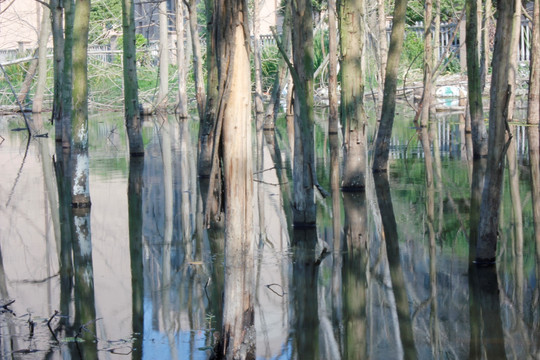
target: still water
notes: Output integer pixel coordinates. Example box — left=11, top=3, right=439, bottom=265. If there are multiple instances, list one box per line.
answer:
left=0, top=110, right=538, bottom=359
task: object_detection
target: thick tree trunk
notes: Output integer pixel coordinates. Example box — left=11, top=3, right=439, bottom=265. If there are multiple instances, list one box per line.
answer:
left=466, top=0, right=488, bottom=158
left=122, top=0, right=144, bottom=155
left=176, top=1, right=188, bottom=118
left=32, top=4, right=50, bottom=114
left=291, top=0, right=316, bottom=226
left=371, top=0, right=408, bottom=172
left=211, top=0, right=254, bottom=357
left=157, top=0, right=169, bottom=110
left=197, top=0, right=218, bottom=178
left=339, top=0, right=367, bottom=191
left=72, top=0, right=90, bottom=152
left=476, top=0, right=517, bottom=264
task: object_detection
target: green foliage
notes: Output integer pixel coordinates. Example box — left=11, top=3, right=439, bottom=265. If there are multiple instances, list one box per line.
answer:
left=260, top=45, right=280, bottom=92
left=401, top=32, right=424, bottom=70
left=89, top=0, right=122, bottom=44
left=387, top=0, right=465, bottom=24
left=116, top=34, right=150, bottom=66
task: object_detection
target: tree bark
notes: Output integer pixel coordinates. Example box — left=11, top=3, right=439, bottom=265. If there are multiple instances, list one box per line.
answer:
left=175, top=1, right=188, bottom=118
left=466, top=0, right=488, bottom=158
left=377, top=0, right=387, bottom=112
left=72, top=0, right=90, bottom=152
left=50, top=0, right=64, bottom=134
left=62, top=0, right=75, bottom=148
left=339, top=0, right=367, bottom=191
left=421, top=0, right=433, bottom=128
left=328, top=0, right=339, bottom=135
left=122, top=0, right=144, bottom=155
left=157, top=0, right=169, bottom=110
left=371, top=0, right=408, bottom=172
left=211, top=0, right=254, bottom=357
left=187, top=0, right=206, bottom=120
left=476, top=0, right=517, bottom=264
left=291, top=0, right=316, bottom=226
left=32, top=3, right=50, bottom=114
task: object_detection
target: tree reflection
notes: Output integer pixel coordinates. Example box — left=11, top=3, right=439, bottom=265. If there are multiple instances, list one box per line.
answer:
left=128, top=154, right=144, bottom=359
left=374, top=172, right=418, bottom=360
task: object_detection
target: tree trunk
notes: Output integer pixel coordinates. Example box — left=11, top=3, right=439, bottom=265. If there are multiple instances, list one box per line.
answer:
left=339, top=0, right=367, bottom=191
left=176, top=1, right=188, bottom=118
left=197, top=0, right=218, bottom=178
left=157, top=0, right=169, bottom=110
left=17, top=56, right=38, bottom=107
left=481, top=0, right=492, bottom=90
left=291, top=0, right=316, bottom=226
left=466, top=0, right=488, bottom=158
left=264, top=3, right=292, bottom=129
left=421, top=0, right=433, bottom=128
left=32, top=3, right=51, bottom=113
left=371, top=0, right=408, bottom=172
left=62, top=0, right=75, bottom=148
left=188, top=0, right=206, bottom=120
left=328, top=0, right=339, bottom=135
left=72, top=0, right=90, bottom=152
left=50, top=0, right=64, bottom=133
left=122, top=0, right=144, bottom=155
left=476, top=0, right=517, bottom=264
left=211, top=0, right=254, bottom=357
left=377, top=0, right=387, bottom=111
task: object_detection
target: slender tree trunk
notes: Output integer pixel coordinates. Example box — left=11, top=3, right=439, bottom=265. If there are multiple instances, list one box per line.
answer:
left=476, top=0, right=517, bottom=263
left=32, top=4, right=51, bottom=114
left=339, top=0, right=367, bottom=191
left=188, top=0, right=206, bottom=120
left=291, top=0, right=316, bottom=226
left=176, top=1, right=188, bottom=118
left=122, top=0, right=144, bottom=155
left=466, top=0, right=488, bottom=158
left=157, top=0, right=169, bottom=110
left=421, top=0, right=433, bottom=127
left=211, top=0, right=254, bottom=357
left=377, top=0, right=387, bottom=111
left=50, top=0, right=64, bottom=132
left=328, top=0, right=339, bottom=135
left=372, top=0, right=408, bottom=172
left=17, top=56, right=38, bottom=106
left=481, top=0, right=492, bottom=90
left=264, top=3, right=292, bottom=129
left=62, top=0, right=75, bottom=148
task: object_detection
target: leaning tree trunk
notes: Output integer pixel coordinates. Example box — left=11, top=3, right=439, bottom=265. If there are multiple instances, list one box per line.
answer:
left=372, top=0, right=408, bottom=172
left=175, top=1, right=188, bottom=118
left=466, top=0, right=488, bottom=158
left=476, top=0, right=518, bottom=264
left=122, top=0, right=144, bottom=155
left=32, top=4, right=51, bottom=114
left=339, top=0, right=367, bottom=190
left=211, top=0, right=254, bottom=357
left=157, top=0, right=169, bottom=111
left=291, top=0, right=316, bottom=226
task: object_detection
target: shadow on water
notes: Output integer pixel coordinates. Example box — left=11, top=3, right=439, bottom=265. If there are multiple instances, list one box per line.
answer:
left=1, top=111, right=540, bottom=358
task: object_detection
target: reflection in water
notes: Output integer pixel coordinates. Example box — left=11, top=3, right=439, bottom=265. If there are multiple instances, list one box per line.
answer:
left=1, top=112, right=540, bottom=358
left=374, top=172, right=418, bottom=360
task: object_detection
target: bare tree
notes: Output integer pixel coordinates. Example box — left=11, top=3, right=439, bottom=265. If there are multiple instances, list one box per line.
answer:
left=32, top=2, right=50, bottom=113
left=157, top=0, right=169, bottom=110
left=175, top=0, right=188, bottom=118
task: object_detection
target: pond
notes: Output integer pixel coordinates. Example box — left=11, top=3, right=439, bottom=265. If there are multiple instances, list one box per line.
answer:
left=0, top=108, right=538, bottom=359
